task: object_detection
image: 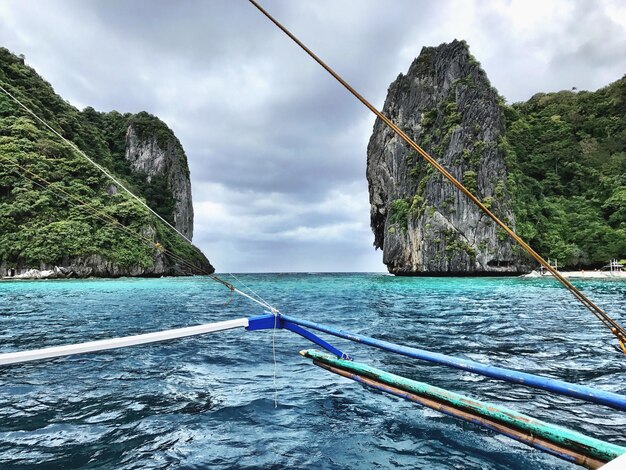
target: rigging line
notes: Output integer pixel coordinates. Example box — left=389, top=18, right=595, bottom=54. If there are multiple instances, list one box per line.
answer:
left=0, top=156, right=208, bottom=276
left=209, top=274, right=275, bottom=311
left=0, top=82, right=281, bottom=313
left=228, top=272, right=279, bottom=313
left=0, top=81, right=193, bottom=245
left=3, top=155, right=278, bottom=311
left=248, top=0, right=626, bottom=346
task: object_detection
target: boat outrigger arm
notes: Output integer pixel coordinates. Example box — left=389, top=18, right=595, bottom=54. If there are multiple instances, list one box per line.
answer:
left=1, top=312, right=624, bottom=469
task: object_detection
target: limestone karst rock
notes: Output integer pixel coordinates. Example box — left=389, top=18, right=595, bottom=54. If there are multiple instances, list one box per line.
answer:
left=367, top=40, right=526, bottom=275
left=125, top=118, right=194, bottom=240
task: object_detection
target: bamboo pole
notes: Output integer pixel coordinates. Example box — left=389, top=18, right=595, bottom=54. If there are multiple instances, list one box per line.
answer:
left=301, top=349, right=626, bottom=465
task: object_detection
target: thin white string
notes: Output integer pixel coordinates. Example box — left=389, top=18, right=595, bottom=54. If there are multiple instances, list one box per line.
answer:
left=229, top=272, right=278, bottom=313
left=0, top=81, right=284, bottom=314
left=0, top=82, right=193, bottom=245
left=228, top=284, right=275, bottom=311
left=272, top=310, right=278, bottom=408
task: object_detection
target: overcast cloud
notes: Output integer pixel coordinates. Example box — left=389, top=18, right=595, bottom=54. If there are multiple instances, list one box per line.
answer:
left=1, top=0, right=625, bottom=272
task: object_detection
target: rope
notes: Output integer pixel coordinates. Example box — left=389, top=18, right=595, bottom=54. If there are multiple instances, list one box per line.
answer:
left=0, top=83, right=192, bottom=245
left=248, top=0, right=626, bottom=351
left=0, top=81, right=281, bottom=314
left=1, top=156, right=207, bottom=276
left=272, top=309, right=279, bottom=408
left=229, top=272, right=278, bottom=313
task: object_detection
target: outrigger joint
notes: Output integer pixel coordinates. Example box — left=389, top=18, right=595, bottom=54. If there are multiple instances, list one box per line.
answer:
left=246, top=313, right=352, bottom=360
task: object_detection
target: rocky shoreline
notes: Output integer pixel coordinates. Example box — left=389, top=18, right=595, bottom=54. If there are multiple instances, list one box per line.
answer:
left=1, top=252, right=210, bottom=280
left=5, top=267, right=68, bottom=280
left=2, top=267, right=195, bottom=280
left=2, top=266, right=172, bottom=280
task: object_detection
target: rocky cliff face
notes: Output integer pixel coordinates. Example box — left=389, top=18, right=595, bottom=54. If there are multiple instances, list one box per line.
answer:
left=0, top=47, right=212, bottom=279
left=125, top=122, right=194, bottom=240
left=367, top=40, right=525, bottom=275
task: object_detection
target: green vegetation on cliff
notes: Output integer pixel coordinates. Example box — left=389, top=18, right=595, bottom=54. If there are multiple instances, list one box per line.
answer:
left=0, top=48, right=210, bottom=274
left=504, top=76, right=626, bottom=268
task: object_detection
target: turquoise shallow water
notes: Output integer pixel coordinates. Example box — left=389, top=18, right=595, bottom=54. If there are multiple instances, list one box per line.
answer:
left=0, top=274, right=625, bottom=469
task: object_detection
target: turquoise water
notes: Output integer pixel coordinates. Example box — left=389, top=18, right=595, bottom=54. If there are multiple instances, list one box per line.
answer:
left=0, top=274, right=625, bottom=469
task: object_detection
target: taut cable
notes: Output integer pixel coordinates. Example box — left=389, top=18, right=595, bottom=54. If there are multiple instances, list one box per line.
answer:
left=0, top=81, right=280, bottom=314
left=248, top=0, right=626, bottom=351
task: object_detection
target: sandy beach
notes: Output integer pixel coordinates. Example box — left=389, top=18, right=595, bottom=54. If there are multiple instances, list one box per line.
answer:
left=523, top=270, right=626, bottom=279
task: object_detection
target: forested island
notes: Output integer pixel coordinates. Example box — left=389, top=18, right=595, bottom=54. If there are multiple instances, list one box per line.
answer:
left=1, top=41, right=624, bottom=278
left=0, top=47, right=213, bottom=278
left=368, top=40, right=626, bottom=274
left=505, top=75, right=626, bottom=269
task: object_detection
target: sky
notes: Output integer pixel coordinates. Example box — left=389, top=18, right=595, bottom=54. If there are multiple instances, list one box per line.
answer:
left=1, top=0, right=625, bottom=273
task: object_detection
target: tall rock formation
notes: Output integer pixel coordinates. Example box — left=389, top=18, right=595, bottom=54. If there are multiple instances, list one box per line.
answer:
left=125, top=115, right=194, bottom=240
left=367, top=40, right=525, bottom=275
left=0, top=47, right=212, bottom=278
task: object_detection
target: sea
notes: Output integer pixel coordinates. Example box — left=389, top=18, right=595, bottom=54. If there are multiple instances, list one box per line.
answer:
left=1, top=274, right=625, bottom=469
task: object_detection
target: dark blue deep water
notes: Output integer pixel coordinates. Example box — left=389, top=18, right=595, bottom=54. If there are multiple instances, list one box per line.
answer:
left=1, top=274, right=625, bottom=469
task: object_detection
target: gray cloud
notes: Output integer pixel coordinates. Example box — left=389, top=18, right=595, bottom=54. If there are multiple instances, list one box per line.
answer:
left=1, top=0, right=625, bottom=272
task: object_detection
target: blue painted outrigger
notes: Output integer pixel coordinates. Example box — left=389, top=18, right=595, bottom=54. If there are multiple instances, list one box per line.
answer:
left=248, top=313, right=626, bottom=412
left=1, top=311, right=624, bottom=468
left=247, top=312, right=626, bottom=468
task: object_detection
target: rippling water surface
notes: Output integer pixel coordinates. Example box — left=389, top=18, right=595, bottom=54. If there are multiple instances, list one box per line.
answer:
left=1, top=274, right=625, bottom=469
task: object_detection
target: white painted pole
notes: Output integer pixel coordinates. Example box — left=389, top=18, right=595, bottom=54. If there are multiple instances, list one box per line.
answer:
left=0, top=318, right=249, bottom=366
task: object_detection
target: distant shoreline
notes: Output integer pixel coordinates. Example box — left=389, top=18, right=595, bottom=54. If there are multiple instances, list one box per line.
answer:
left=3, top=271, right=626, bottom=281
left=522, top=271, right=626, bottom=280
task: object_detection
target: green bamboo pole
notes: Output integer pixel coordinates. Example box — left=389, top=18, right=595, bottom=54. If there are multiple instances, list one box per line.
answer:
left=301, top=349, right=626, bottom=463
